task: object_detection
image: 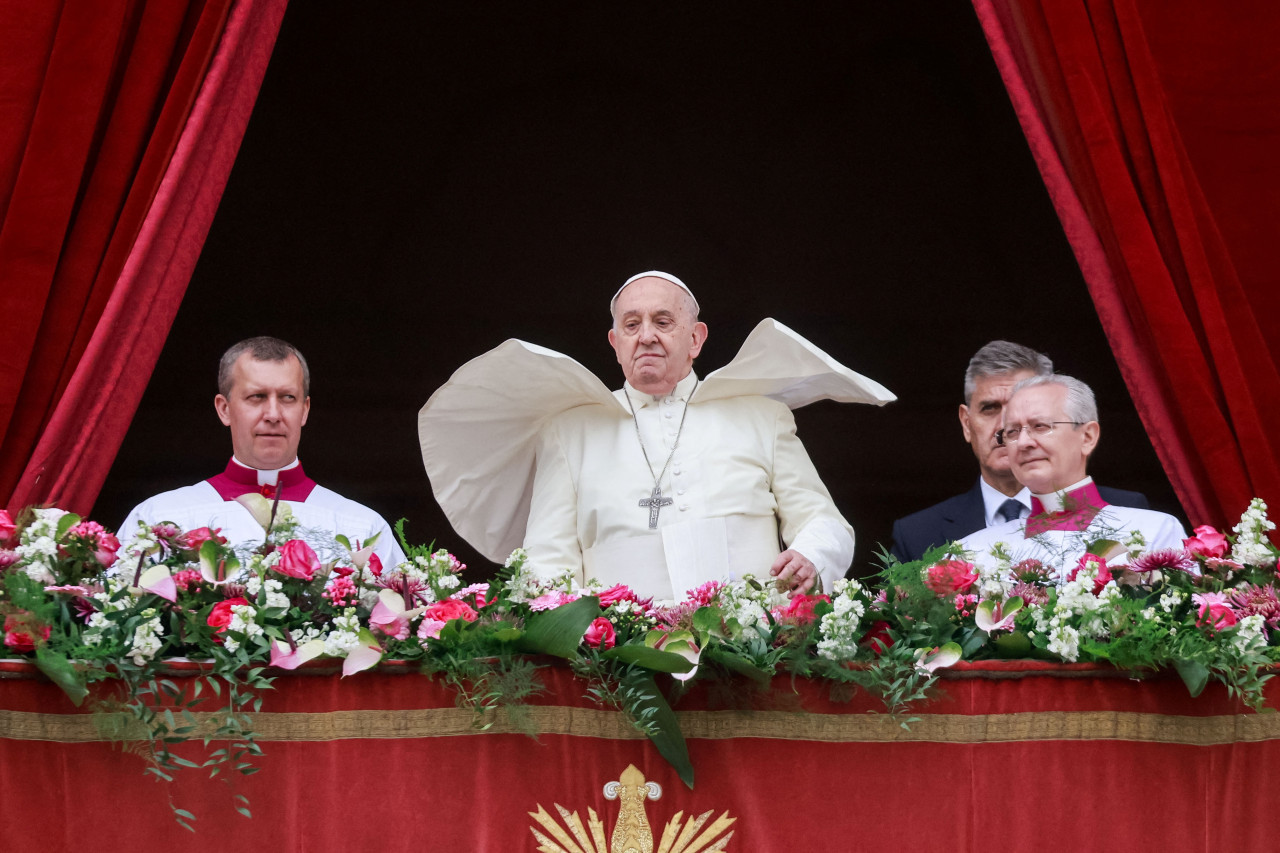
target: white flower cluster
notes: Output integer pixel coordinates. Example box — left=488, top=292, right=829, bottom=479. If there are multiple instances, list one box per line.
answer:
left=975, top=558, right=1012, bottom=600
left=1232, top=499, right=1276, bottom=567
left=84, top=578, right=135, bottom=645
left=128, top=608, right=165, bottom=665
left=246, top=575, right=289, bottom=610
left=1233, top=613, right=1267, bottom=655
left=323, top=608, right=364, bottom=657
left=502, top=550, right=572, bottom=604
left=1158, top=588, right=1186, bottom=613
left=15, top=507, right=67, bottom=584
left=223, top=604, right=263, bottom=654
left=1030, top=565, right=1118, bottom=662
left=816, top=578, right=868, bottom=661
left=718, top=576, right=787, bottom=643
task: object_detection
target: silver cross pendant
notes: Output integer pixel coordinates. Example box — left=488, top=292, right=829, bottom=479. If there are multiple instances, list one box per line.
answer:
left=638, top=485, right=673, bottom=529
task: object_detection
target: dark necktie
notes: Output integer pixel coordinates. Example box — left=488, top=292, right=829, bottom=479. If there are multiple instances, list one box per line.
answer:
left=996, top=498, right=1025, bottom=524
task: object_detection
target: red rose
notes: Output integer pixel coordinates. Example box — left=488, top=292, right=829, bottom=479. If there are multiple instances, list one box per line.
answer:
left=207, top=597, right=251, bottom=637
left=3, top=614, right=50, bottom=652
left=860, top=620, right=895, bottom=654
left=924, top=559, right=978, bottom=596
left=276, top=539, right=320, bottom=581
left=1068, top=554, right=1113, bottom=595
left=422, top=598, right=479, bottom=625
left=179, top=526, right=227, bottom=554
left=1183, top=525, right=1229, bottom=559
left=0, top=509, right=15, bottom=545
left=583, top=617, right=616, bottom=650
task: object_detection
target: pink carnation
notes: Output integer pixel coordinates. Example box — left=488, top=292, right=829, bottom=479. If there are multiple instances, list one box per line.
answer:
left=67, top=520, right=120, bottom=568
left=275, top=539, right=320, bottom=581
left=924, top=559, right=978, bottom=596
left=772, top=593, right=831, bottom=626
left=529, top=591, right=579, bottom=611
left=1183, top=525, right=1229, bottom=559
left=583, top=617, right=617, bottom=650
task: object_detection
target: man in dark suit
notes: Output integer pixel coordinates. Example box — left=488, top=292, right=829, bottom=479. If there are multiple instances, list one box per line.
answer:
left=889, top=341, right=1146, bottom=563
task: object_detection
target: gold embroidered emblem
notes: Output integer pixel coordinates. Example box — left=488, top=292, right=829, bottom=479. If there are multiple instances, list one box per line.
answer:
left=528, top=764, right=736, bottom=852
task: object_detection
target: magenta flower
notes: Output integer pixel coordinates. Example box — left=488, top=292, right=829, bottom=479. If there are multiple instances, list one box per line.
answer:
left=1192, top=591, right=1239, bottom=631
left=1129, top=549, right=1196, bottom=576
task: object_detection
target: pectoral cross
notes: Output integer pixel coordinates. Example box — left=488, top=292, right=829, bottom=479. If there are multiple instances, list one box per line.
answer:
left=638, top=486, right=673, bottom=529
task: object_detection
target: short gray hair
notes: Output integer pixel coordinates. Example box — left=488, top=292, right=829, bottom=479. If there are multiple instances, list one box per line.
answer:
left=217, top=337, right=310, bottom=397
left=963, top=340, right=1053, bottom=403
left=1009, top=373, right=1098, bottom=424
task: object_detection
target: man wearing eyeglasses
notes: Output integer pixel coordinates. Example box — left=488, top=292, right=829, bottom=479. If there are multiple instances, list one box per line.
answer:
left=888, top=341, right=1146, bottom=564
left=959, top=374, right=1185, bottom=576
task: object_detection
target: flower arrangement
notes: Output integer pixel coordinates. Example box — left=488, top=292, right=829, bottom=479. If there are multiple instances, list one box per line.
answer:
left=1, top=497, right=1277, bottom=829
left=877, top=498, right=1280, bottom=710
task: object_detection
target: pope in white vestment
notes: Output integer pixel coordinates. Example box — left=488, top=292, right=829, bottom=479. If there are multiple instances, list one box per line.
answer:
left=419, top=272, right=895, bottom=601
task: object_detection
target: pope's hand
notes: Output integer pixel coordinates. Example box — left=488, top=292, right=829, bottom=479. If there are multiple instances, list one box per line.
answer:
left=770, top=549, right=817, bottom=596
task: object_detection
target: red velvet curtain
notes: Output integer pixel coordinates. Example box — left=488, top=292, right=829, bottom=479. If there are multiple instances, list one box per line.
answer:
left=973, top=0, right=1280, bottom=533
left=0, top=0, right=288, bottom=515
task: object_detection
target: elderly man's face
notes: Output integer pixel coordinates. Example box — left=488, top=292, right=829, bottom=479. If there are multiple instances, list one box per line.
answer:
left=214, top=353, right=310, bottom=470
left=608, top=277, right=707, bottom=396
left=959, top=369, right=1036, bottom=490
left=1002, top=383, right=1098, bottom=494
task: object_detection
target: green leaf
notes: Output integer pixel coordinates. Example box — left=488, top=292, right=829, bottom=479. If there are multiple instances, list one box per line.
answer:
left=993, top=631, right=1033, bottom=658
left=1174, top=658, right=1210, bottom=698
left=517, top=596, right=601, bottom=659
left=702, top=644, right=772, bottom=685
left=35, top=647, right=89, bottom=706
left=692, top=606, right=724, bottom=637
left=55, top=512, right=82, bottom=540
left=623, top=670, right=693, bottom=789
left=602, top=645, right=694, bottom=674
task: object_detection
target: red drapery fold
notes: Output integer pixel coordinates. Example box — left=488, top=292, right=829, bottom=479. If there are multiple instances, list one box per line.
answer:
left=973, top=0, right=1280, bottom=533
left=0, top=0, right=288, bottom=515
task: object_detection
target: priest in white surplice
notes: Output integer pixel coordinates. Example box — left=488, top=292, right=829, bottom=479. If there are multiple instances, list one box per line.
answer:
left=418, top=272, right=895, bottom=601
left=122, top=337, right=405, bottom=567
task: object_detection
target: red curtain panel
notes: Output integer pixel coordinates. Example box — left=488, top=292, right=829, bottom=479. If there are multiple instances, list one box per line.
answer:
left=0, top=0, right=288, bottom=515
left=973, top=0, right=1280, bottom=533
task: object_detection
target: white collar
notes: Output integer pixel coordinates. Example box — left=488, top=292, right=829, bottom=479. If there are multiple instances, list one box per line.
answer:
left=1033, top=476, right=1094, bottom=513
left=231, top=455, right=300, bottom=486
left=623, top=371, right=700, bottom=409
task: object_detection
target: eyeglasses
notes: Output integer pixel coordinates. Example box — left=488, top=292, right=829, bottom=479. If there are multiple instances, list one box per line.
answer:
left=996, top=421, right=1083, bottom=446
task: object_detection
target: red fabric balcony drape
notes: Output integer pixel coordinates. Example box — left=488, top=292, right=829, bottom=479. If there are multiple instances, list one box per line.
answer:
left=973, top=0, right=1280, bottom=533
left=0, top=0, right=288, bottom=515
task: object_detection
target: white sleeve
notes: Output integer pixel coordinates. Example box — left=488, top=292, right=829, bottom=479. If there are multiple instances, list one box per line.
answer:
left=522, top=420, right=585, bottom=581
left=769, top=404, right=854, bottom=592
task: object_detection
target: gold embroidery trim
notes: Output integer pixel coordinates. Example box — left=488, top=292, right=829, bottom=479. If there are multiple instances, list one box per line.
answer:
left=4, top=706, right=1278, bottom=745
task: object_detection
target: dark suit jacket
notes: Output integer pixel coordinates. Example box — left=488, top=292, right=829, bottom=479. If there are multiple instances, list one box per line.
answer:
left=889, top=479, right=1149, bottom=564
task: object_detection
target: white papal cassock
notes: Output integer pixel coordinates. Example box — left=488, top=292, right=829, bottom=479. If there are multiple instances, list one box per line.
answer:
left=419, top=319, right=895, bottom=601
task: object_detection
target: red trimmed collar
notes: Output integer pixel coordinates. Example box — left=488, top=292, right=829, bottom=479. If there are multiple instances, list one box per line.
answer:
left=1025, top=481, right=1108, bottom=537
left=206, top=458, right=317, bottom=502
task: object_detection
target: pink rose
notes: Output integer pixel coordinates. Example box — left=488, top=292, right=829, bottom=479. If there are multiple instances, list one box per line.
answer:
left=773, top=593, right=832, bottom=626
left=583, top=617, right=616, bottom=650
left=1183, top=525, right=1229, bottom=559
left=179, top=526, right=227, bottom=554
left=924, top=559, right=978, bottom=596
left=1193, top=592, right=1238, bottom=632
left=275, top=539, right=320, bottom=581
left=596, top=583, right=652, bottom=611
left=0, top=509, right=15, bottom=545
left=207, top=596, right=251, bottom=638
left=1068, top=554, right=1114, bottom=595
left=0, top=549, right=19, bottom=569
